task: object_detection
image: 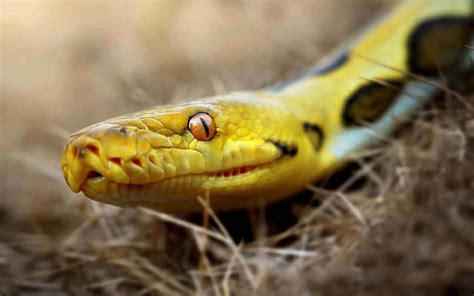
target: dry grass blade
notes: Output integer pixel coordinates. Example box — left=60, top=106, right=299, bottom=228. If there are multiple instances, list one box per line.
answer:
left=336, top=192, right=367, bottom=226
left=221, top=242, right=242, bottom=296
left=244, top=247, right=317, bottom=258
left=139, top=207, right=258, bottom=289
left=61, top=207, right=106, bottom=247
left=193, top=230, right=222, bottom=296
left=139, top=208, right=231, bottom=247
left=111, top=257, right=183, bottom=296
left=196, top=196, right=258, bottom=289
left=135, top=256, right=194, bottom=295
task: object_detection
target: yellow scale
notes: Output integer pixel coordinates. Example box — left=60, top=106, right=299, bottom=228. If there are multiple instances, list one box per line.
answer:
left=61, top=0, right=473, bottom=212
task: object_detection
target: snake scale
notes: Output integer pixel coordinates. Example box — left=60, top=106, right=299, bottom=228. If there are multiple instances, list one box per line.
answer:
left=61, top=0, right=474, bottom=212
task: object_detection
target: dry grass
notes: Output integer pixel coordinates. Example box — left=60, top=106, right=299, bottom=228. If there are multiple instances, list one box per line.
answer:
left=1, top=1, right=474, bottom=295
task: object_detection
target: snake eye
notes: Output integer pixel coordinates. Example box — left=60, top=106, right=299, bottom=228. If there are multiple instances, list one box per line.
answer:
left=188, top=112, right=216, bottom=141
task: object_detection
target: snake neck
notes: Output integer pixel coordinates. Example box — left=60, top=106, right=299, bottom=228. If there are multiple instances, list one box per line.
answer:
left=263, top=0, right=473, bottom=167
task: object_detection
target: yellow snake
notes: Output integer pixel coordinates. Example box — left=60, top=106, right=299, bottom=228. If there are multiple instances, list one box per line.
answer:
left=61, top=0, right=473, bottom=212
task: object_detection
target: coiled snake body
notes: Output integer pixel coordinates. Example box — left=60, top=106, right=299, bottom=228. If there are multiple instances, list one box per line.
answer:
left=61, top=0, right=473, bottom=212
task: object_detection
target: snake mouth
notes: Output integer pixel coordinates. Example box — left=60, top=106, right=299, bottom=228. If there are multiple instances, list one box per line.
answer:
left=79, top=170, right=105, bottom=191
left=84, top=163, right=263, bottom=185
left=86, top=171, right=103, bottom=180
left=78, top=161, right=274, bottom=196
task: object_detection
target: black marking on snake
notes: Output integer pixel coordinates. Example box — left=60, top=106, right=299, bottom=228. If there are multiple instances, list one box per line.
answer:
left=200, top=117, right=210, bottom=137
left=408, top=16, right=474, bottom=76
left=268, top=50, right=350, bottom=92
left=307, top=51, right=349, bottom=76
left=302, top=122, right=324, bottom=151
left=269, top=140, right=298, bottom=157
left=343, top=80, right=405, bottom=126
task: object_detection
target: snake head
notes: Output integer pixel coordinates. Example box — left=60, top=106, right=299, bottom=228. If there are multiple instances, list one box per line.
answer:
left=61, top=93, right=321, bottom=212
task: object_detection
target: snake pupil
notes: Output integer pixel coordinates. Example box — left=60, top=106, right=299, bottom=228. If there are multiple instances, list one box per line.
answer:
left=199, top=117, right=210, bottom=137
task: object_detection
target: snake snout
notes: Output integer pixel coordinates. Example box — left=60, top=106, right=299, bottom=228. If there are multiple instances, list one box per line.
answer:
left=61, top=123, right=172, bottom=194
left=61, top=136, right=110, bottom=193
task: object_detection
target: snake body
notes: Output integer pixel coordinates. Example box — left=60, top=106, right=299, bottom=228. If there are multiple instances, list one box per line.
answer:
left=61, top=0, right=473, bottom=212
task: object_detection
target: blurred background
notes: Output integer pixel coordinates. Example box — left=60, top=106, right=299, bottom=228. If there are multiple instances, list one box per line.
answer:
left=1, top=0, right=387, bottom=228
